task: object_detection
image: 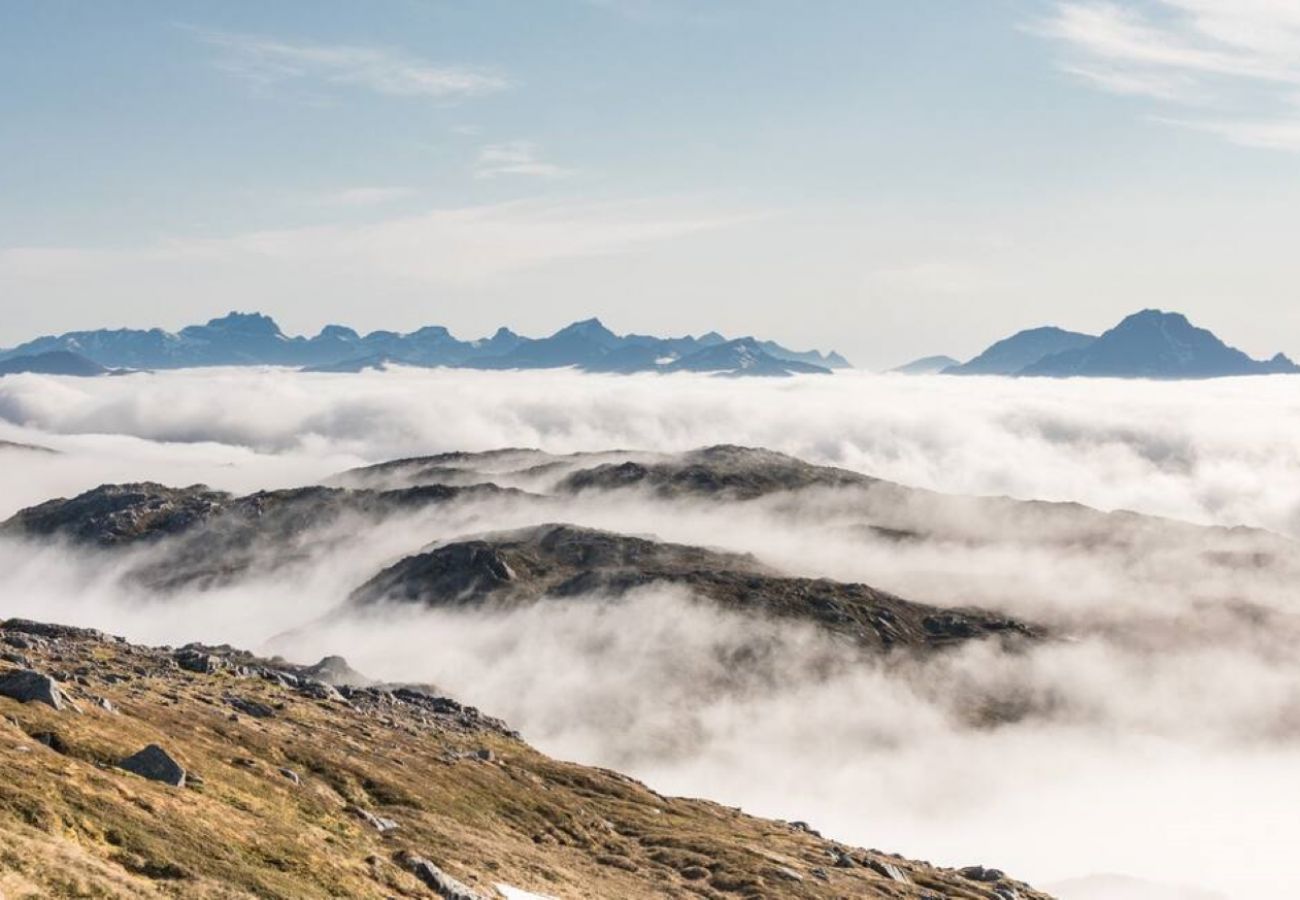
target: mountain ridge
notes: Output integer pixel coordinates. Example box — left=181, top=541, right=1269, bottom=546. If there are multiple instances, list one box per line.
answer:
left=894, top=309, right=1297, bottom=380
left=0, top=313, right=849, bottom=378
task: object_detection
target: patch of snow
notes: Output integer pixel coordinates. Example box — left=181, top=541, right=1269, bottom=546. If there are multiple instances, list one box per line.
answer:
left=496, top=885, right=559, bottom=900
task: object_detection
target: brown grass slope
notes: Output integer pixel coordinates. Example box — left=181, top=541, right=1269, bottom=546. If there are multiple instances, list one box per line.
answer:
left=0, top=619, right=1051, bottom=900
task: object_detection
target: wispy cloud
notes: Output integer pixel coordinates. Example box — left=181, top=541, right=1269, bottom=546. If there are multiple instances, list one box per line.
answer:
left=194, top=28, right=509, bottom=101
left=0, top=199, right=753, bottom=293
left=1034, top=1, right=1300, bottom=150
left=316, top=186, right=413, bottom=207
left=474, top=141, right=572, bottom=179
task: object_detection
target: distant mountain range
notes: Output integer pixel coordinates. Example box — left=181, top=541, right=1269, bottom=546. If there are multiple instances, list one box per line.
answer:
left=895, top=310, right=1299, bottom=379
left=0, top=313, right=850, bottom=378
left=0, top=349, right=109, bottom=378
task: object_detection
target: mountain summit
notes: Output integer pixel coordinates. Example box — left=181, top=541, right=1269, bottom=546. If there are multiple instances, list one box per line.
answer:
left=899, top=310, right=1297, bottom=380
left=1022, top=309, right=1299, bottom=378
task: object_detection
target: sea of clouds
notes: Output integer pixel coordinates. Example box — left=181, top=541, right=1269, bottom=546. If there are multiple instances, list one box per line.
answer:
left=2, top=366, right=1297, bottom=899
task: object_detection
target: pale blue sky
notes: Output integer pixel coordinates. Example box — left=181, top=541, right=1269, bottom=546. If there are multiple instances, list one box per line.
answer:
left=2, top=0, right=1299, bottom=366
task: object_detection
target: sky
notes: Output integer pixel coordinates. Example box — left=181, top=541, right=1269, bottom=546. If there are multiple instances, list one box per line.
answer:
left=2, top=0, right=1300, bottom=368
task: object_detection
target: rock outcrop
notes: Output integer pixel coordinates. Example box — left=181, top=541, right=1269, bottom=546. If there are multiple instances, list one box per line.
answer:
left=350, top=523, right=1043, bottom=651
left=0, top=668, right=67, bottom=710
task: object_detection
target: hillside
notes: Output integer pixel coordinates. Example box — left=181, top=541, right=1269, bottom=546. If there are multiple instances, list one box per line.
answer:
left=0, top=617, right=1051, bottom=899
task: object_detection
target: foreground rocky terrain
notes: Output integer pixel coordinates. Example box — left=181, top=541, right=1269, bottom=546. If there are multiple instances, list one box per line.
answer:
left=0, top=617, right=1050, bottom=899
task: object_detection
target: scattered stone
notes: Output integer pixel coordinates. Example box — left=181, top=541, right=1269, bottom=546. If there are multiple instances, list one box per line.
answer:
left=959, top=865, right=1005, bottom=883
left=474, top=747, right=495, bottom=762
left=347, top=806, right=398, bottom=833
left=118, top=744, right=186, bottom=787
left=226, top=696, right=276, bottom=719
left=2, top=633, right=39, bottom=650
left=790, top=820, right=821, bottom=837
left=831, top=849, right=855, bottom=868
left=0, top=669, right=67, bottom=710
left=864, top=858, right=910, bottom=882
left=297, top=679, right=344, bottom=702
left=278, top=767, right=301, bottom=785
left=768, top=866, right=804, bottom=882
left=174, top=648, right=225, bottom=674
left=1, top=619, right=107, bottom=643
left=399, top=853, right=488, bottom=900
left=95, top=696, right=116, bottom=713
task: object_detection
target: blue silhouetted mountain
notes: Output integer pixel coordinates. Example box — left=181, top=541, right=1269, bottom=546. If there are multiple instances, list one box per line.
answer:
left=890, top=355, right=960, bottom=375
left=0, top=312, right=848, bottom=378
left=469, top=318, right=623, bottom=369
left=943, top=326, right=1097, bottom=375
left=0, top=350, right=108, bottom=377
left=1021, top=310, right=1300, bottom=379
left=665, top=338, right=831, bottom=376
left=755, top=340, right=851, bottom=370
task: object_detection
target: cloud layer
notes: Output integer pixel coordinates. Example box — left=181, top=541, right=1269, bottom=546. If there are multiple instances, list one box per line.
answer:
left=1, top=367, right=1298, bottom=898
left=2, top=367, right=1298, bottom=533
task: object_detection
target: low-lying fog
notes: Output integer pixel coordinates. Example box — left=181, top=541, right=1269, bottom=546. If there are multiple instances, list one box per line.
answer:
left=2, top=366, right=1297, bottom=899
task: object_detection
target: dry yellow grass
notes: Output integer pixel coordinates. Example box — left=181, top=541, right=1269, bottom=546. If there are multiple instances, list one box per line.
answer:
left=0, top=622, right=1053, bottom=899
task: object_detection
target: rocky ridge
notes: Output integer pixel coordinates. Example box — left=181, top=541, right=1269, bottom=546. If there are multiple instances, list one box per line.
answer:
left=350, top=523, right=1042, bottom=651
left=0, top=617, right=1051, bottom=899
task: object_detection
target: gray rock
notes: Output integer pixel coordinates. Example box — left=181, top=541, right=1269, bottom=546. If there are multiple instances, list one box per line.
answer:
left=347, top=806, right=398, bottom=833
left=864, top=858, right=910, bottom=882
left=118, top=744, right=186, bottom=787
left=278, top=767, right=301, bottom=785
left=175, top=648, right=225, bottom=674
left=400, top=855, right=488, bottom=900
left=297, top=679, right=344, bottom=702
left=959, top=865, right=1005, bottom=883
left=226, top=696, right=276, bottom=719
left=300, top=655, right=373, bottom=688
left=0, top=669, right=67, bottom=710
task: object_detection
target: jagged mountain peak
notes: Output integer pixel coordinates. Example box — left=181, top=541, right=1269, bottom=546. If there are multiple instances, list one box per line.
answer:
left=192, top=311, right=284, bottom=336
left=551, top=317, right=620, bottom=344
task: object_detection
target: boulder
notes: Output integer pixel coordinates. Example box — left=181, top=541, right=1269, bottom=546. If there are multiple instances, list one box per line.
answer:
left=960, top=865, right=1005, bottom=883
left=118, top=744, right=186, bottom=787
left=864, top=858, right=910, bottom=882
left=400, top=854, right=488, bottom=900
left=347, top=806, right=398, bottom=833
left=300, top=655, right=373, bottom=687
left=0, top=669, right=67, bottom=710
left=297, top=679, right=344, bottom=702
left=175, top=648, right=225, bottom=674
left=226, top=696, right=276, bottom=719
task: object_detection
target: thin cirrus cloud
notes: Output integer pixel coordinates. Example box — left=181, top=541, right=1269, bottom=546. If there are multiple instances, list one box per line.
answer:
left=192, top=27, right=510, bottom=101
left=1034, top=1, right=1300, bottom=151
left=474, top=141, right=573, bottom=179
left=0, top=199, right=754, bottom=294
left=316, top=186, right=414, bottom=207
